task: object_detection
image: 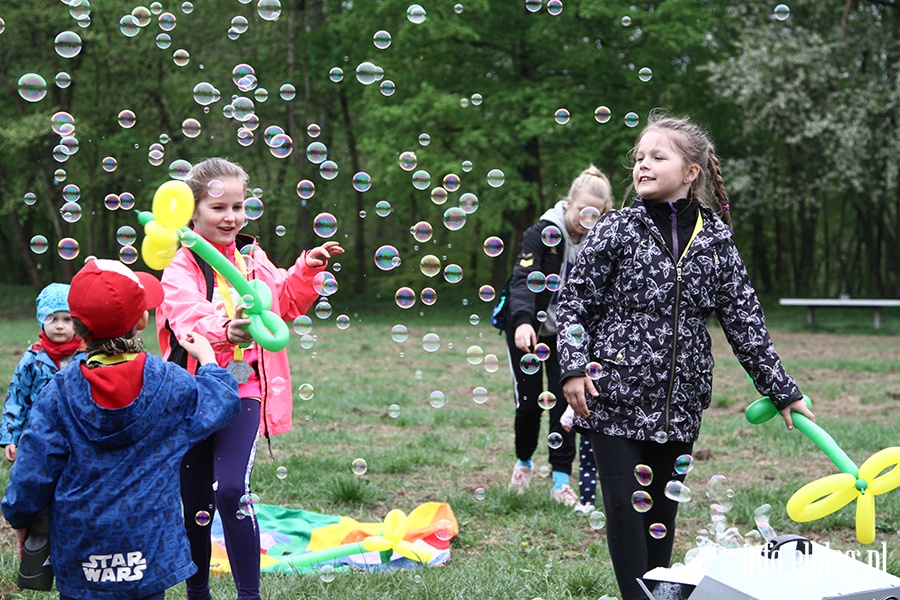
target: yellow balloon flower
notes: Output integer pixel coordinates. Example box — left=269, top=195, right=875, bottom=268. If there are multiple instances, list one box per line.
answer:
left=362, top=509, right=433, bottom=563
left=787, top=447, right=900, bottom=544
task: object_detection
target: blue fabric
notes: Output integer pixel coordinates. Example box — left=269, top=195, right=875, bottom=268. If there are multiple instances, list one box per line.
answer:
left=516, top=458, right=533, bottom=469
left=1, top=356, right=240, bottom=600
left=551, top=470, right=569, bottom=491
left=1, top=346, right=86, bottom=446
left=35, top=283, right=70, bottom=324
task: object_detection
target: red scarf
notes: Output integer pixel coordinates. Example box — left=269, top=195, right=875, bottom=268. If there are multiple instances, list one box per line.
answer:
left=38, top=331, right=85, bottom=368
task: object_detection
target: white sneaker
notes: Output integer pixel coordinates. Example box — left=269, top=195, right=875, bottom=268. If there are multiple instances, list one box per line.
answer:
left=573, top=502, right=595, bottom=516
left=551, top=484, right=578, bottom=507
left=509, top=465, right=533, bottom=493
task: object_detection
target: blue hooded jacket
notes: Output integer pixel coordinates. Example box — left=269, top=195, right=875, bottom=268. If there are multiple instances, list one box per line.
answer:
left=1, top=354, right=240, bottom=600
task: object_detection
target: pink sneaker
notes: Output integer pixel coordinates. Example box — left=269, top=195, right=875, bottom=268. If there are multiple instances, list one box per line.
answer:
left=551, top=484, right=578, bottom=507
left=509, top=465, right=533, bottom=493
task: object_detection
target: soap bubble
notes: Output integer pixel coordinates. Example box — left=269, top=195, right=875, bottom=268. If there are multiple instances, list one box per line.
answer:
left=478, top=285, right=495, bottom=302
left=388, top=404, right=401, bottom=418
left=466, top=345, right=484, bottom=365
left=391, top=324, right=408, bottom=342
left=475, top=488, right=486, bottom=500
left=624, top=112, right=640, bottom=128
left=352, top=171, right=372, bottom=192
left=18, top=73, right=48, bottom=103
left=674, top=454, right=694, bottom=475
left=537, top=391, right=556, bottom=410
left=55, top=31, right=83, bottom=58
left=296, top=180, right=315, bottom=199
left=429, top=390, right=445, bottom=408
left=319, top=160, right=338, bottom=180
left=634, top=464, right=653, bottom=486
left=547, top=432, right=563, bottom=449
left=525, top=0, right=542, bottom=13
left=520, top=354, right=540, bottom=375
left=195, top=511, right=211, bottom=526
left=329, top=67, right=343, bottom=82
left=547, top=0, right=563, bottom=15
left=443, top=264, right=463, bottom=283
left=313, top=213, right=338, bottom=238
left=638, top=67, right=653, bottom=82
left=526, top=271, right=546, bottom=293
left=585, top=362, right=602, bottom=378
left=374, top=245, right=400, bottom=271
left=554, top=108, right=570, bottom=125
left=118, top=246, right=139, bottom=265
left=30, top=235, right=49, bottom=254
left=373, top=30, right=392, bottom=49
left=430, top=187, right=447, bottom=205
left=443, top=207, right=466, bottom=231
left=566, top=324, right=585, bottom=345
left=420, top=287, right=437, bottom=305
left=292, top=315, right=312, bottom=335
left=435, top=519, right=455, bottom=541
left=116, top=226, right=137, bottom=246
left=399, top=151, right=417, bottom=171
left=533, top=342, right=551, bottom=361
left=579, top=206, right=601, bottom=229
left=355, top=61, right=380, bottom=85
left=412, top=169, right=431, bottom=190
left=411, top=221, right=433, bottom=242
left=648, top=523, right=667, bottom=539
left=483, top=354, right=499, bottom=373
left=774, top=4, right=790, bottom=20
left=594, top=106, right=612, bottom=123
left=258, top=0, right=282, bottom=21
left=459, top=192, right=479, bottom=214
left=419, top=255, right=441, bottom=277
left=351, top=458, right=368, bottom=475
left=664, top=480, right=692, bottom=503
left=375, top=201, right=391, bottom=217
left=473, top=387, right=488, bottom=404
left=313, top=272, right=338, bottom=296
left=422, top=332, right=440, bottom=352
left=631, top=490, right=653, bottom=513
left=486, top=168, right=505, bottom=188
left=276, top=466, right=288, bottom=479
left=541, top=225, right=562, bottom=247
left=395, top=287, right=416, bottom=309
left=407, top=4, right=426, bottom=24
left=589, top=510, right=606, bottom=530
left=443, top=173, right=461, bottom=192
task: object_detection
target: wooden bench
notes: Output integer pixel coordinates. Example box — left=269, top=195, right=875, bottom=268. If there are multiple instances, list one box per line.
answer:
left=778, top=298, right=900, bottom=330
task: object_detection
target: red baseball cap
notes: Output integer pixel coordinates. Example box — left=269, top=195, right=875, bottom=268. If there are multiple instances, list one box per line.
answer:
left=69, top=259, right=165, bottom=340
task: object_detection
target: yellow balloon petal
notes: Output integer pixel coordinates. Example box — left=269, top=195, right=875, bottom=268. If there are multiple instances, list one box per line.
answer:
left=394, top=540, right=432, bottom=563
left=152, top=180, right=194, bottom=229
left=382, top=509, right=408, bottom=542
left=786, top=473, right=858, bottom=522
left=141, top=235, right=175, bottom=270
left=361, top=536, right=392, bottom=553
left=859, top=447, right=900, bottom=496
left=856, top=491, right=876, bottom=545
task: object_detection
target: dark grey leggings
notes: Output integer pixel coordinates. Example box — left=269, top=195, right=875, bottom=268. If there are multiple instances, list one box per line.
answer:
left=588, top=432, right=693, bottom=600
left=180, top=398, right=261, bottom=600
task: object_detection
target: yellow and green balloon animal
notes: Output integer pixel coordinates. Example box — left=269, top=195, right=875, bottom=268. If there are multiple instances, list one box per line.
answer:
left=138, top=180, right=290, bottom=353
left=747, top=396, right=900, bottom=544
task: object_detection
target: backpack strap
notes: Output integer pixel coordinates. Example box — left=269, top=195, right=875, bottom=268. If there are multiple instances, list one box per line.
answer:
left=165, top=249, right=216, bottom=369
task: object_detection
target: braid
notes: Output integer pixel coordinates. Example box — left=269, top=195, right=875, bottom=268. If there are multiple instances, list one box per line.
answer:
left=707, top=144, right=732, bottom=229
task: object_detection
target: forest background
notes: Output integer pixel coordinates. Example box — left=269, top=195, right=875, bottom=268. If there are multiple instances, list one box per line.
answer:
left=0, top=0, right=898, bottom=300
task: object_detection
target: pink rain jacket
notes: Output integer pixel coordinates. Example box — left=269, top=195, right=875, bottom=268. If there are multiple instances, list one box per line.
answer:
left=156, top=240, right=323, bottom=437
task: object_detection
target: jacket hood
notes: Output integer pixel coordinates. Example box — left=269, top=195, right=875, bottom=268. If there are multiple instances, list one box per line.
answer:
left=57, top=357, right=171, bottom=448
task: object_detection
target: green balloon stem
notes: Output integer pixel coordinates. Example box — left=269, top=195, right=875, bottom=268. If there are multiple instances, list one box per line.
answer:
left=790, top=413, right=859, bottom=477
left=856, top=479, right=868, bottom=493
left=277, top=542, right=367, bottom=570
left=746, top=396, right=859, bottom=477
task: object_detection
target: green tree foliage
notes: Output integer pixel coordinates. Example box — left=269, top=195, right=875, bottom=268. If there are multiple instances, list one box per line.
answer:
left=0, top=0, right=895, bottom=298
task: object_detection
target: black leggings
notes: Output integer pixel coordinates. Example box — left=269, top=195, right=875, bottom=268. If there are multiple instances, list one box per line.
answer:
left=588, top=432, right=693, bottom=600
left=505, top=331, right=576, bottom=474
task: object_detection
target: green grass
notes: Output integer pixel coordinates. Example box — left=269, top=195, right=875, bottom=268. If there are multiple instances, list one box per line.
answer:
left=0, top=287, right=899, bottom=599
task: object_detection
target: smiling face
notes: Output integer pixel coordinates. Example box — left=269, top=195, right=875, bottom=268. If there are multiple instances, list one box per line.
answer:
left=632, top=129, right=699, bottom=204
left=43, top=311, right=75, bottom=344
left=191, top=176, right=246, bottom=246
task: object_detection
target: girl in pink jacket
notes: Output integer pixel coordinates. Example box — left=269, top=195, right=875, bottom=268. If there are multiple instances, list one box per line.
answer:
left=156, top=157, right=342, bottom=600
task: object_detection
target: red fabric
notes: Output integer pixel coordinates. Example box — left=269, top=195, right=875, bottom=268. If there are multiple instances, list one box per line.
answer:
left=80, top=353, right=146, bottom=409
left=38, top=331, right=85, bottom=367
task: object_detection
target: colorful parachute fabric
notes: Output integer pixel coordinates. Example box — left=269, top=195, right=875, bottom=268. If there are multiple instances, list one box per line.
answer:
left=209, top=502, right=458, bottom=575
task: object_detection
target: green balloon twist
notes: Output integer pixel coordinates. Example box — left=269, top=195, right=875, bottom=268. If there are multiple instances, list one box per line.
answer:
left=138, top=211, right=290, bottom=353
left=745, top=396, right=859, bottom=477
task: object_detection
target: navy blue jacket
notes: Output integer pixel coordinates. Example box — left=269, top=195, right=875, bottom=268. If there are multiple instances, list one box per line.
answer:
left=1, top=355, right=240, bottom=600
left=557, top=198, right=802, bottom=443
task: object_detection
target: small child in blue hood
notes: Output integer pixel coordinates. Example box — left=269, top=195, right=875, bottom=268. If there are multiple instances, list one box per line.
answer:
left=2, top=259, right=240, bottom=600
left=2, top=283, right=85, bottom=462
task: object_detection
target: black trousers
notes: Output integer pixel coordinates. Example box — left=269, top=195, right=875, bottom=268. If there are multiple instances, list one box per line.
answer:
left=588, top=432, right=693, bottom=600
left=505, top=330, right=576, bottom=475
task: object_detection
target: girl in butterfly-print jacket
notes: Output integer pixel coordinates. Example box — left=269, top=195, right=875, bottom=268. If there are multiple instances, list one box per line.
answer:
left=557, top=112, right=814, bottom=600
left=557, top=196, right=807, bottom=444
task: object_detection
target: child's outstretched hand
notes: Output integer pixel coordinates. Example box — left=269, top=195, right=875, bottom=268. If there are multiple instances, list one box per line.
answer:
left=305, top=241, right=344, bottom=268
left=4, top=444, right=16, bottom=462
left=180, top=332, right=216, bottom=366
left=780, top=398, right=816, bottom=430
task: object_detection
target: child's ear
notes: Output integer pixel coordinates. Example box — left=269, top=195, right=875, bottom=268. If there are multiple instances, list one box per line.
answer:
left=136, top=311, right=149, bottom=333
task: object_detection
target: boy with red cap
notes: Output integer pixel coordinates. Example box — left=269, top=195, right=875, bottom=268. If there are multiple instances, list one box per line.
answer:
left=1, top=259, right=241, bottom=600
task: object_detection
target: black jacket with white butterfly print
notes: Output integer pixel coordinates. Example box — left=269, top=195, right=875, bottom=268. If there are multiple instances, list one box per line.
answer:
left=556, top=197, right=802, bottom=443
